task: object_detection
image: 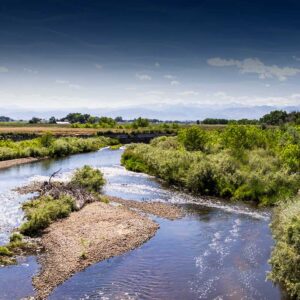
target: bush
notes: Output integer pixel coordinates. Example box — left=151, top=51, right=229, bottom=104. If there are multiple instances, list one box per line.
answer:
left=0, top=136, right=112, bottom=161
left=40, top=132, right=54, bottom=147
left=268, top=197, right=300, bottom=298
left=9, top=232, right=23, bottom=243
left=178, top=126, right=208, bottom=152
left=0, top=246, right=13, bottom=256
left=70, top=165, right=105, bottom=192
left=20, top=195, right=75, bottom=236
left=122, top=130, right=300, bottom=205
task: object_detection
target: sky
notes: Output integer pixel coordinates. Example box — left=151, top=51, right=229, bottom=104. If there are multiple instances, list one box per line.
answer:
left=0, top=0, right=300, bottom=119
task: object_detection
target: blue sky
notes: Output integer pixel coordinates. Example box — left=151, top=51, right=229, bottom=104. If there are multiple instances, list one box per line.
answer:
left=0, top=0, right=299, bottom=118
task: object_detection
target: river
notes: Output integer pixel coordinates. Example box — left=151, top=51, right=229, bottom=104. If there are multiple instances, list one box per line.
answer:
left=0, top=148, right=284, bottom=299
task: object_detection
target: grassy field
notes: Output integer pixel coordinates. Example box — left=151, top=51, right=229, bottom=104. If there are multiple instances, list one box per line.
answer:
left=0, top=124, right=227, bottom=136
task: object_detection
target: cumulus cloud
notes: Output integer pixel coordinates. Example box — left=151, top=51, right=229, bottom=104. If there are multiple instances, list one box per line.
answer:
left=0, top=66, right=8, bottom=73
left=136, top=73, right=152, bottom=81
left=170, top=80, right=180, bottom=86
left=207, top=57, right=300, bottom=81
left=179, top=90, right=199, bottom=96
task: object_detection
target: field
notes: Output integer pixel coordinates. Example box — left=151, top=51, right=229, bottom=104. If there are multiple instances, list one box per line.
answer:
left=0, top=124, right=227, bottom=136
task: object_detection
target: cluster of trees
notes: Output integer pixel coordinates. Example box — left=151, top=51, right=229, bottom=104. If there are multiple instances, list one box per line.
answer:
left=259, top=110, right=300, bottom=125
left=0, top=116, right=13, bottom=122
left=200, top=110, right=300, bottom=125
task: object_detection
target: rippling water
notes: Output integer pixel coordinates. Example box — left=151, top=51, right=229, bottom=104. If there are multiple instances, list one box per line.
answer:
left=0, top=148, right=284, bottom=299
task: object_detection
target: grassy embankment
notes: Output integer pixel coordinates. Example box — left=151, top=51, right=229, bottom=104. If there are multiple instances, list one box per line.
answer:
left=0, top=132, right=114, bottom=161
left=121, top=125, right=300, bottom=298
left=0, top=165, right=106, bottom=265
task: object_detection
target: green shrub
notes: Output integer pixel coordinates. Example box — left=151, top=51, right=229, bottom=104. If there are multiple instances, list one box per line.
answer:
left=268, top=197, right=300, bottom=298
left=70, top=165, right=105, bottom=192
left=178, top=126, right=208, bottom=152
left=40, top=132, right=54, bottom=147
left=20, top=195, right=75, bottom=236
left=0, top=246, right=13, bottom=256
left=0, top=136, right=112, bottom=161
left=9, top=232, right=23, bottom=243
left=122, top=131, right=300, bottom=205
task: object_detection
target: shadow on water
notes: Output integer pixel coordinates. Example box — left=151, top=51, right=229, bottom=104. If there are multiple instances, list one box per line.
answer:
left=0, top=148, right=287, bottom=299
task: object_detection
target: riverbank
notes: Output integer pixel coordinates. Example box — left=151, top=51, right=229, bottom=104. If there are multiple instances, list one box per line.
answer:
left=0, top=157, right=45, bottom=170
left=32, top=201, right=159, bottom=299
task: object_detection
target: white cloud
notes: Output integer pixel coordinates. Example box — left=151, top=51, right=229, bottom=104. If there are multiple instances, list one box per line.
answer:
left=292, top=56, right=300, bottom=61
left=95, top=64, right=103, bottom=69
left=179, top=90, right=199, bottom=96
left=291, top=93, right=300, bottom=99
left=207, top=57, right=300, bottom=81
left=170, top=80, right=180, bottom=86
left=24, top=68, right=38, bottom=74
left=68, top=84, right=81, bottom=89
left=154, top=62, right=160, bottom=67
left=56, top=79, right=69, bottom=84
left=136, top=73, right=152, bottom=81
left=125, top=86, right=137, bottom=91
left=0, top=66, right=8, bottom=73
left=164, top=74, right=176, bottom=79
left=55, top=80, right=81, bottom=89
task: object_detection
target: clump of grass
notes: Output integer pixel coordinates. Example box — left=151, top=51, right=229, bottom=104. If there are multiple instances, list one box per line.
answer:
left=70, top=165, right=105, bottom=193
left=20, top=195, right=75, bottom=236
left=0, top=246, right=13, bottom=257
left=9, top=232, right=23, bottom=243
left=110, top=144, right=122, bottom=150
left=79, top=238, right=89, bottom=260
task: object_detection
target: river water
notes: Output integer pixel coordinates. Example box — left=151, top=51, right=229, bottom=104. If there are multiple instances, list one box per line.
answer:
left=0, top=148, right=284, bottom=299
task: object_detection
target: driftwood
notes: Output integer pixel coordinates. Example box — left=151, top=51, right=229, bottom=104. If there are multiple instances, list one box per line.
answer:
left=48, top=168, right=61, bottom=185
left=15, top=181, right=99, bottom=211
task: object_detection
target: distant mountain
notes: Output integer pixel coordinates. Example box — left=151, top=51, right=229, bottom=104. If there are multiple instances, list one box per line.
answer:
left=1, top=104, right=299, bottom=121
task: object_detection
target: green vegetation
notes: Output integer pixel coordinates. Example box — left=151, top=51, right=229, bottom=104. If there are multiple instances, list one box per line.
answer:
left=70, top=165, right=105, bottom=193
left=20, top=195, right=76, bottom=236
left=19, top=165, right=106, bottom=236
left=0, top=233, right=36, bottom=266
left=268, top=196, right=300, bottom=299
left=0, top=133, right=112, bottom=161
left=110, top=144, right=122, bottom=150
left=122, top=124, right=300, bottom=298
left=122, top=125, right=300, bottom=206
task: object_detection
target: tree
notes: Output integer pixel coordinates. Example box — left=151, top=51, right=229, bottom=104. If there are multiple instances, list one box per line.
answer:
left=29, top=117, right=42, bottom=124
left=49, top=116, right=56, bottom=124
left=132, top=117, right=150, bottom=128
left=178, top=126, right=208, bottom=152
left=260, top=110, right=288, bottom=125
left=115, top=116, right=123, bottom=122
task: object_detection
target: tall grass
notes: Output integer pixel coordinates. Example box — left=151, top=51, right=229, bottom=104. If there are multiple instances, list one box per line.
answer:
left=0, top=134, right=113, bottom=161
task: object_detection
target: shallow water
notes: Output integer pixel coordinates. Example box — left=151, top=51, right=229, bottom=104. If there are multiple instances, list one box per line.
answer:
left=0, top=148, right=284, bottom=299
